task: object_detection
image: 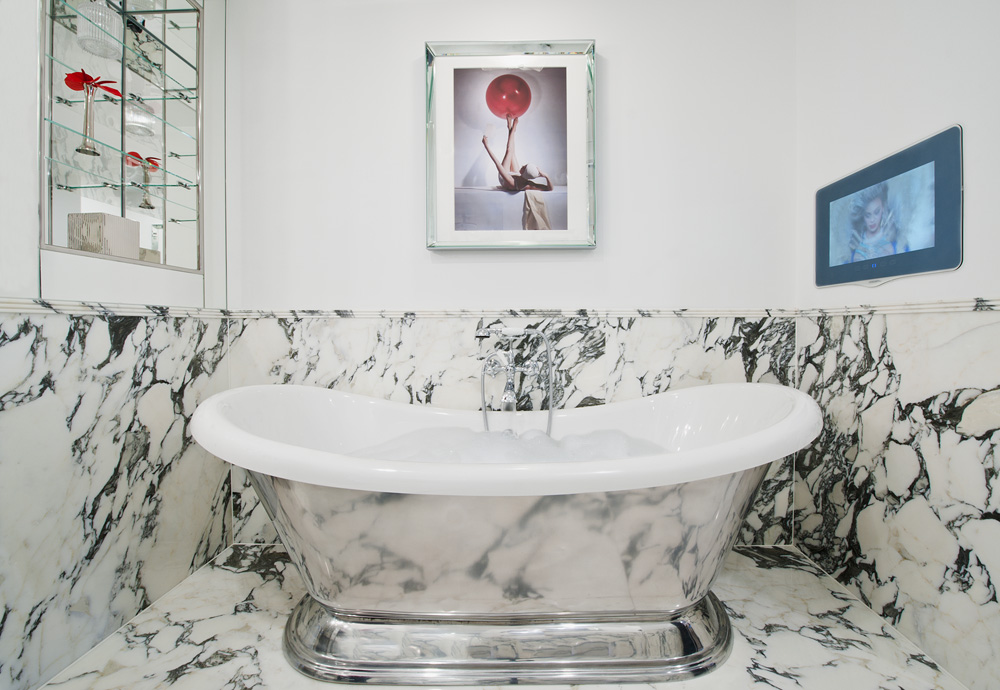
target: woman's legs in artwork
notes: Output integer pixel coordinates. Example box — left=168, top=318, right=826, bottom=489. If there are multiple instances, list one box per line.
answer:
left=484, top=115, right=551, bottom=192
left=482, top=115, right=520, bottom=191
left=500, top=114, right=520, bottom=174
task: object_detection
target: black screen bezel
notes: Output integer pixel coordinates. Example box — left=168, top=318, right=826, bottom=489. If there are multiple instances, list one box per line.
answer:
left=815, top=126, right=963, bottom=287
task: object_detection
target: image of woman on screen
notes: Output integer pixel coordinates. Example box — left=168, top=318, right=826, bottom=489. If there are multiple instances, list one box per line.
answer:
left=849, top=181, right=906, bottom=262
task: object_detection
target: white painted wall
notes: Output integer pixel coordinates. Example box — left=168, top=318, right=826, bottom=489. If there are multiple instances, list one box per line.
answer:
left=0, top=0, right=42, bottom=299
left=13, top=1, right=993, bottom=311
left=226, top=0, right=797, bottom=311
left=794, top=0, right=1000, bottom=309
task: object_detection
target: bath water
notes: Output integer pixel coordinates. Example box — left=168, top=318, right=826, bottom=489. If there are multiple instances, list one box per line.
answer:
left=353, top=428, right=664, bottom=464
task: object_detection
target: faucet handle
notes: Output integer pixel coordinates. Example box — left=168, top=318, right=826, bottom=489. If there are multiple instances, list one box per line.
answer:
left=483, top=354, right=508, bottom=377
left=519, top=358, right=543, bottom=377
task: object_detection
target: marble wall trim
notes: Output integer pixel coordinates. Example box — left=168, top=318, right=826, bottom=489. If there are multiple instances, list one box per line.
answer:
left=223, top=299, right=998, bottom=319
left=797, top=298, right=999, bottom=317
left=3, top=297, right=999, bottom=319
left=0, top=299, right=222, bottom=318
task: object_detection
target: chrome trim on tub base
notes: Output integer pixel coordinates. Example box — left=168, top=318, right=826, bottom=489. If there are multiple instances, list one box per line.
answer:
left=283, top=592, right=733, bottom=685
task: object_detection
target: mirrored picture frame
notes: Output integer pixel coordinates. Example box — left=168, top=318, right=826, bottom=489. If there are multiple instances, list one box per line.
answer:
left=426, top=41, right=596, bottom=249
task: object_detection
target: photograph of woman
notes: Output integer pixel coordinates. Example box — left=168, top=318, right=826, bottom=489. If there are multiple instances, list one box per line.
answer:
left=482, top=114, right=553, bottom=193
left=452, top=67, right=568, bottom=232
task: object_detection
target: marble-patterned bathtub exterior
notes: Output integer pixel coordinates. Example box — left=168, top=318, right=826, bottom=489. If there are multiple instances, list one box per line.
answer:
left=225, top=312, right=798, bottom=546
left=0, top=309, right=232, bottom=690
left=795, top=309, right=1000, bottom=690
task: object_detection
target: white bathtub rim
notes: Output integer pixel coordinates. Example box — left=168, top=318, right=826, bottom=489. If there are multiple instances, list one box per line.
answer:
left=191, top=383, right=822, bottom=497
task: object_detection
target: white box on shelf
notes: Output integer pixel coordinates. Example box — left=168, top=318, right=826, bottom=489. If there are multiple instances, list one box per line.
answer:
left=139, top=248, right=162, bottom=264
left=67, top=213, right=141, bottom=260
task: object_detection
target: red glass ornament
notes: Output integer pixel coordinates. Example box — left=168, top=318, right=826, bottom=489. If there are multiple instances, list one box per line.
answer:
left=485, top=74, right=531, bottom=118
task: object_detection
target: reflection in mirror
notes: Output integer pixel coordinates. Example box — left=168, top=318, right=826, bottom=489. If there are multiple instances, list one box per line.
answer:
left=43, top=0, right=201, bottom=272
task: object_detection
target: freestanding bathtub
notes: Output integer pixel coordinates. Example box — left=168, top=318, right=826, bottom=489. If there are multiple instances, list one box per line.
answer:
left=191, top=383, right=822, bottom=685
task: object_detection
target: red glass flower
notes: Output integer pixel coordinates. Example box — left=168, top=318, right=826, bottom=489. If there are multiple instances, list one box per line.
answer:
left=64, top=69, right=122, bottom=98
left=126, top=151, right=161, bottom=168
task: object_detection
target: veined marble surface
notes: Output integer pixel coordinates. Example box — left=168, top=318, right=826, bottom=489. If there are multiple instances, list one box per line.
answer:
left=225, top=314, right=797, bottom=546
left=41, top=544, right=967, bottom=690
left=796, top=310, right=1000, bottom=690
left=0, top=313, right=232, bottom=690
left=5, top=299, right=997, bottom=690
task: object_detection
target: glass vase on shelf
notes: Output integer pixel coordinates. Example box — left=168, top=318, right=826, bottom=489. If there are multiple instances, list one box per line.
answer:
left=127, top=151, right=161, bottom=210
left=75, top=82, right=100, bottom=156
left=64, top=70, right=121, bottom=157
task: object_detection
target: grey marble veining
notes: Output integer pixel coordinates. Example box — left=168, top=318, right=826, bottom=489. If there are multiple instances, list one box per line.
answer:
left=795, top=310, right=1000, bottom=690
left=0, top=312, right=232, bottom=690
left=5, top=299, right=998, bottom=690
left=224, top=314, right=798, bottom=546
left=40, top=544, right=968, bottom=690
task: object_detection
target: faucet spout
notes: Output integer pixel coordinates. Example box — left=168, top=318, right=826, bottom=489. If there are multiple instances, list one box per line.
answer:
left=500, top=375, right=517, bottom=412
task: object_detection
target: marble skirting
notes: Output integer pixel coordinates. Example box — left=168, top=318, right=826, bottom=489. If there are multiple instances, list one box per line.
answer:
left=40, top=544, right=967, bottom=690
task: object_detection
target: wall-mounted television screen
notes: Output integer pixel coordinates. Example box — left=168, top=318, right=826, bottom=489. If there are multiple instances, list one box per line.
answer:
left=815, top=126, right=962, bottom=287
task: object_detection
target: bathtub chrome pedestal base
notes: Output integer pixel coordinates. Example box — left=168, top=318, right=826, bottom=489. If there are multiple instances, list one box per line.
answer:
left=283, top=593, right=733, bottom=685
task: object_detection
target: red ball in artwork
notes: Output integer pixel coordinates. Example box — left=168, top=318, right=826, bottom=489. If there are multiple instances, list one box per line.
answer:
left=485, top=74, right=532, bottom=118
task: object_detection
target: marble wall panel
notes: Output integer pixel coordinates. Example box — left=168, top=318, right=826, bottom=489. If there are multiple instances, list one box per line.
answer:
left=8, top=302, right=997, bottom=690
left=0, top=311, right=232, bottom=690
left=795, top=309, right=1000, bottom=690
left=225, top=312, right=798, bottom=547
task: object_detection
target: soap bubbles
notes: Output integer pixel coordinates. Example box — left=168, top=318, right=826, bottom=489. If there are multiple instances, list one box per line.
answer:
left=353, top=428, right=664, bottom=464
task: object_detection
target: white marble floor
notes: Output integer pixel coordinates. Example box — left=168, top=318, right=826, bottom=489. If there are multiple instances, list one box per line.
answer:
left=41, top=545, right=968, bottom=690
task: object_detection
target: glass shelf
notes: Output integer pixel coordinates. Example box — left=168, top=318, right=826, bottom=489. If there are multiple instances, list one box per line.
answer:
left=49, top=155, right=197, bottom=213
left=48, top=53, right=198, bottom=141
left=53, top=0, right=198, bottom=96
left=47, top=118, right=198, bottom=188
left=49, top=157, right=199, bottom=213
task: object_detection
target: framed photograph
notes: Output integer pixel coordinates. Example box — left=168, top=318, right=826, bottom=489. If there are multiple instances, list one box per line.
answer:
left=815, top=126, right=963, bottom=287
left=426, top=41, right=596, bottom=249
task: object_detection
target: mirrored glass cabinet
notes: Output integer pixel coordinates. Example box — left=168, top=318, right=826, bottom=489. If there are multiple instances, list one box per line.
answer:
left=42, top=0, right=202, bottom=272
